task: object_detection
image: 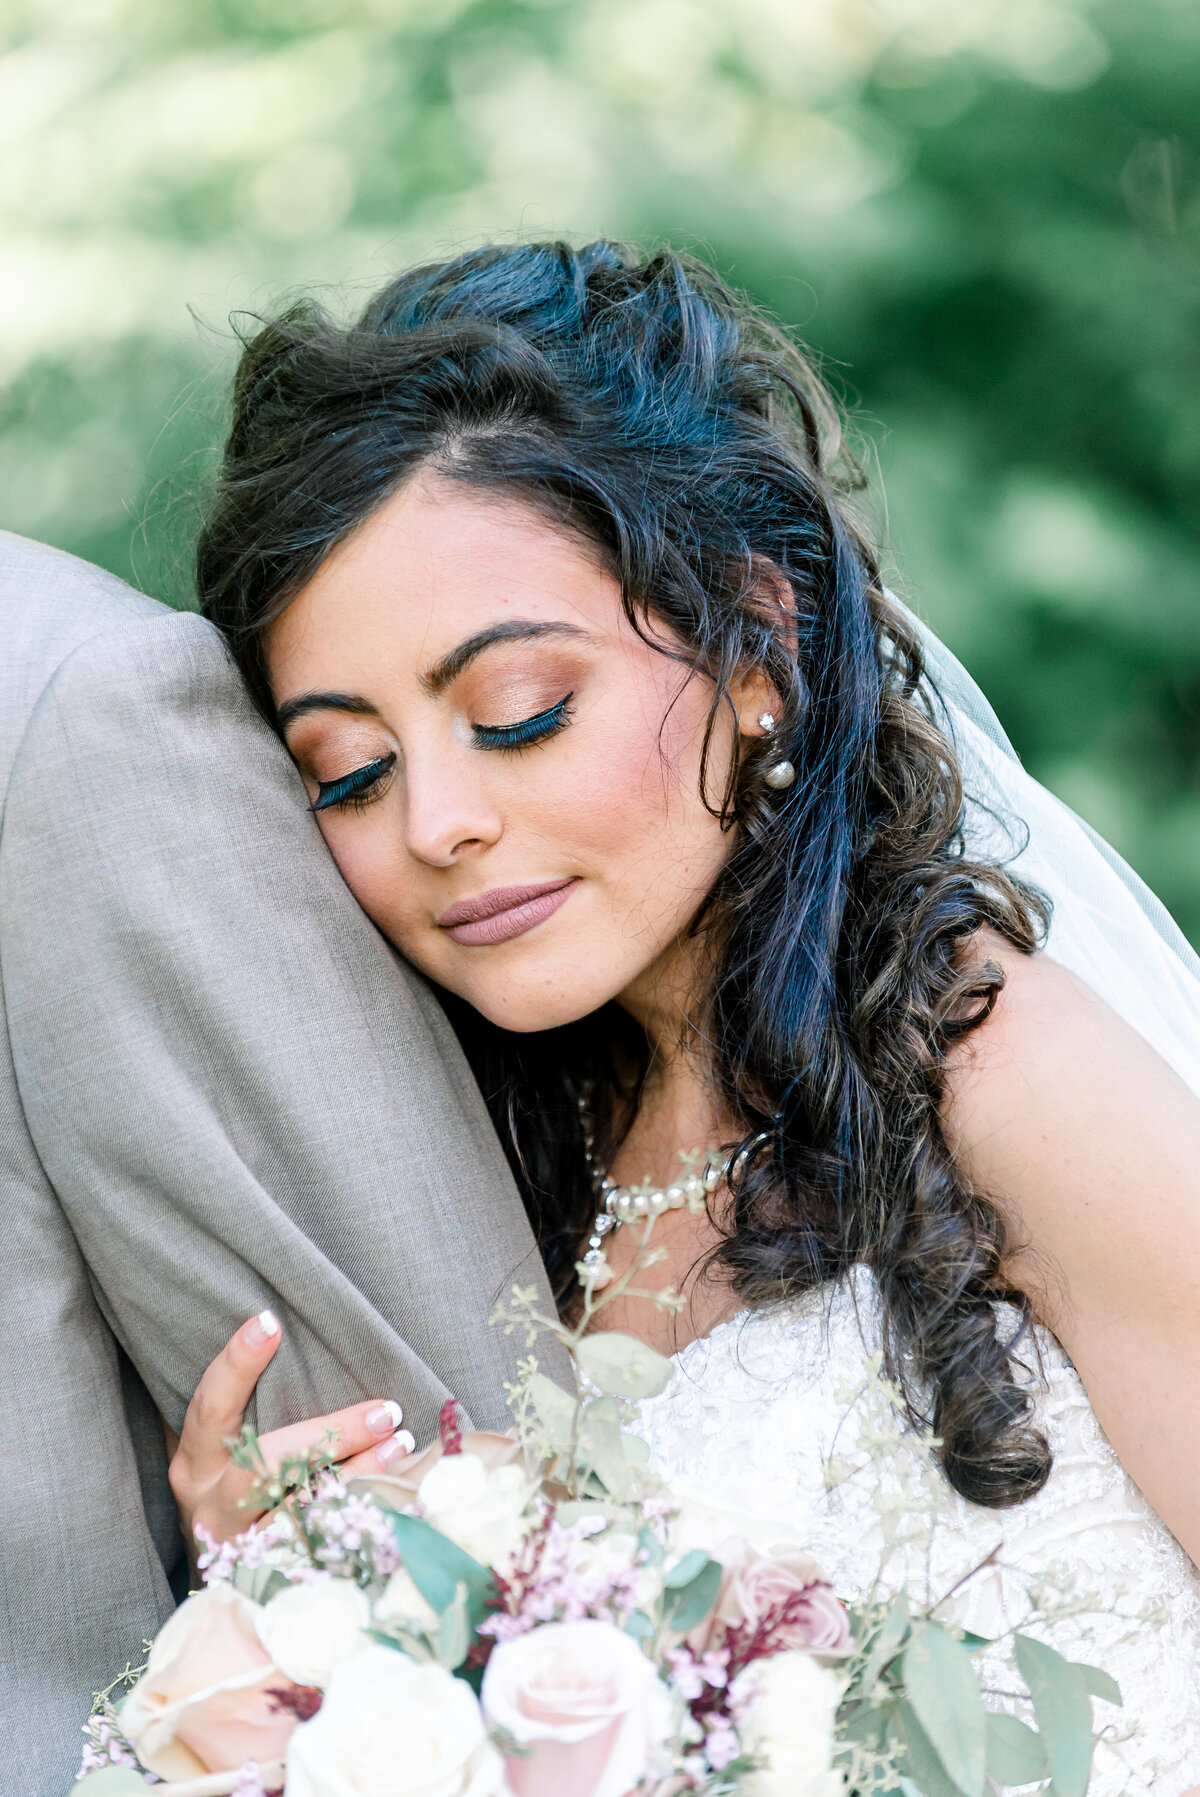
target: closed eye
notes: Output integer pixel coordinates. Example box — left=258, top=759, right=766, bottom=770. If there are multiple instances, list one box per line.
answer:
left=311, top=753, right=396, bottom=812
left=473, top=694, right=574, bottom=752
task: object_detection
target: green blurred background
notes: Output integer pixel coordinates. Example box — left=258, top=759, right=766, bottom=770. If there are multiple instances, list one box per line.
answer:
left=3, top=0, right=1199, bottom=935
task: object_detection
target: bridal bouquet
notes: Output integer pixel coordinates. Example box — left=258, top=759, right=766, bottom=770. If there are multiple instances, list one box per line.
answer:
left=74, top=1211, right=1119, bottom=1797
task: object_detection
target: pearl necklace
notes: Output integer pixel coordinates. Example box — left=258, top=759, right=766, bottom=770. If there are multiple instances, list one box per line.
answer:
left=576, top=1093, right=734, bottom=1288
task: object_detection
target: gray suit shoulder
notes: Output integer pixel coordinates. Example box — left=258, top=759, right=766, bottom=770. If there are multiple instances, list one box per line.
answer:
left=0, top=532, right=175, bottom=774
left=0, top=529, right=165, bottom=623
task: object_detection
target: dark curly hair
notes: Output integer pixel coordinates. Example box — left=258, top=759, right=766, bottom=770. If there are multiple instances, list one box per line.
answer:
left=197, top=239, right=1051, bottom=1508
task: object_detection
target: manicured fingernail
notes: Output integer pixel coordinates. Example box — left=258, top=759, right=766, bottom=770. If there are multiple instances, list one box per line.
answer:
left=244, top=1310, right=280, bottom=1348
left=366, top=1400, right=404, bottom=1437
left=377, top=1429, right=416, bottom=1465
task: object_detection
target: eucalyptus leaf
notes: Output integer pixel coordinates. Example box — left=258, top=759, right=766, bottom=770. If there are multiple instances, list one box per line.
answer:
left=902, top=1620, right=986, bottom=1797
left=554, top=1499, right=609, bottom=1530
left=986, top=1713, right=1047, bottom=1785
left=573, top=1331, right=674, bottom=1399
left=637, top=1525, right=665, bottom=1565
left=234, top=1563, right=289, bottom=1607
left=69, top=1772, right=151, bottom=1797
left=1075, top=1661, right=1122, bottom=1706
left=896, top=1701, right=971, bottom=1797
left=389, top=1512, right=496, bottom=1630
left=579, top=1396, right=631, bottom=1496
left=624, top=1608, right=655, bottom=1639
left=855, top=1595, right=911, bottom=1695
left=662, top=1553, right=724, bottom=1633
left=436, top=1583, right=473, bottom=1670
left=664, top=1548, right=710, bottom=1589
left=620, top=1431, right=650, bottom=1466
left=839, top=1702, right=890, bottom=1750
left=528, top=1371, right=577, bottom=1449
left=367, top=1625, right=429, bottom=1659
left=1015, top=1635, right=1095, bottom=1797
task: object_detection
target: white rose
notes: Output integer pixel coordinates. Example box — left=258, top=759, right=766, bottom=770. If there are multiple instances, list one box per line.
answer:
left=256, top=1580, right=370, bottom=1689
left=419, top=1451, right=530, bottom=1571
left=732, top=1651, right=844, bottom=1797
left=482, top=1618, right=674, bottom=1797
left=374, top=1568, right=440, bottom=1635
left=286, top=1646, right=504, bottom=1797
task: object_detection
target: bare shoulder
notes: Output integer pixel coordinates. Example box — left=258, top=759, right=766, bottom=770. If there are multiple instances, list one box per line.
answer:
left=943, top=926, right=1200, bottom=1318
left=942, top=932, right=1200, bottom=1564
left=945, top=929, right=1119, bottom=1120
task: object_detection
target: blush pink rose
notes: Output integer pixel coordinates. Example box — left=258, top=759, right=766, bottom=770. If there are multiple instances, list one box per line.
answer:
left=693, top=1540, right=850, bottom=1657
left=481, top=1619, right=672, bottom=1797
left=120, top=1583, right=303, bottom=1779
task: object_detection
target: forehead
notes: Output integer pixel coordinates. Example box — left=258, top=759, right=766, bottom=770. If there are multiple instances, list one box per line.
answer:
left=265, top=476, right=623, bottom=685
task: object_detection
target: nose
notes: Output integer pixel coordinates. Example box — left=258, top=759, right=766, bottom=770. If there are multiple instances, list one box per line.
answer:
left=400, top=747, right=502, bottom=867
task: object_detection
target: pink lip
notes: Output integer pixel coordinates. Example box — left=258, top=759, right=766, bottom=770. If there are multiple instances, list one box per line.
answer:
left=436, top=878, right=578, bottom=946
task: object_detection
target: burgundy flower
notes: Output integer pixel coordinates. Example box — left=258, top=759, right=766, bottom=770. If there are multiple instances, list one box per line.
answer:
left=267, top=1684, right=323, bottom=1721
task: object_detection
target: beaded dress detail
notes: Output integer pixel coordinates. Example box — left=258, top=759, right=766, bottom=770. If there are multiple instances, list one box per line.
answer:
left=635, top=1269, right=1200, bottom=1795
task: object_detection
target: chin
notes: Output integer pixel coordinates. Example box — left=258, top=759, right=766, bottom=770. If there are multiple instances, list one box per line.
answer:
left=451, top=968, right=618, bottom=1035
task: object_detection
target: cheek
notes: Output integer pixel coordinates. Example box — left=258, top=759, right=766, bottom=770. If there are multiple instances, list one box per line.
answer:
left=531, top=686, right=729, bottom=893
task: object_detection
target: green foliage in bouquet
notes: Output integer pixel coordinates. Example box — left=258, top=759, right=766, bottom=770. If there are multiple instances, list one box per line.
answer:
left=833, top=1590, right=1121, bottom=1797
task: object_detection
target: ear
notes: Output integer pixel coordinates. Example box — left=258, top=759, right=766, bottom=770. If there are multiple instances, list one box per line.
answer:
left=731, top=559, right=796, bottom=737
left=730, top=662, right=783, bottom=739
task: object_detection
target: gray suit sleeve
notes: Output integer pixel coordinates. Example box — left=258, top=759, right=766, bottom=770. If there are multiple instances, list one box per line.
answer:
left=0, top=1125, right=175, bottom=1785
left=2, top=608, right=562, bottom=1448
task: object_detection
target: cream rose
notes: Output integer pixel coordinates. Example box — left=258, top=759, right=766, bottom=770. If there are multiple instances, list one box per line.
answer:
left=732, top=1650, right=844, bottom=1797
left=286, top=1645, right=504, bottom=1797
left=256, top=1578, right=371, bottom=1688
left=418, top=1450, right=530, bottom=1570
left=482, top=1618, right=673, bottom=1797
left=120, top=1583, right=299, bottom=1779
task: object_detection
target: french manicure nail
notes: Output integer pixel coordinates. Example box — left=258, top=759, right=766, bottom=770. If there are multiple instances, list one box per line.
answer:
left=245, top=1309, right=280, bottom=1348
left=366, top=1400, right=405, bottom=1437
left=377, top=1429, right=416, bottom=1465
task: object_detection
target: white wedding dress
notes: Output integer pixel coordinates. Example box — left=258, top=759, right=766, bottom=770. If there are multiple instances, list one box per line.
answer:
left=637, top=1275, right=1200, bottom=1794
left=638, top=618, right=1200, bottom=1795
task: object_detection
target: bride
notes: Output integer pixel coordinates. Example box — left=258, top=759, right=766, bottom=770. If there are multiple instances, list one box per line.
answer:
left=173, top=241, right=1200, bottom=1789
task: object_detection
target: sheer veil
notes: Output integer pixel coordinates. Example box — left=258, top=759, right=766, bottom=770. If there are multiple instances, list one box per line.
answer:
left=905, top=605, right=1200, bottom=1100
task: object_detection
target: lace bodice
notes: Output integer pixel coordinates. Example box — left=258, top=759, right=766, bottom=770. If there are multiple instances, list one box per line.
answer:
left=635, top=1271, right=1200, bottom=1795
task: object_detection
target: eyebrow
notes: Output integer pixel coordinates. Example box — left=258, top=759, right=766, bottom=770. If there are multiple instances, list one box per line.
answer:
left=275, top=691, right=380, bottom=731
left=274, top=620, right=591, bottom=729
left=421, top=620, right=590, bottom=694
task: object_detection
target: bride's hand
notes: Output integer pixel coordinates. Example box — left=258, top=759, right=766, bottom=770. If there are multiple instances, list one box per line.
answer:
left=167, top=1310, right=415, bottom=1546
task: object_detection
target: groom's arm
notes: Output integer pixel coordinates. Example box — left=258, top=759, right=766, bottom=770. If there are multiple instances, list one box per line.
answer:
left=2, top=610, right=559, bottom=1453
left=1, top=609, right=567, bottom=1779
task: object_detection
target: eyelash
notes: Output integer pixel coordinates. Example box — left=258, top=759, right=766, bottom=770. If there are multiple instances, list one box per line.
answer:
left=472, top=693, right=574, bottom=753
left=311, top=754, right=396, bottom=813
left=310, top=696, right=574, bottom=812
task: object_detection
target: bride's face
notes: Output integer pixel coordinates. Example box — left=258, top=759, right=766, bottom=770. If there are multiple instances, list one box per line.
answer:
left=265, top=475, right=765, bottom=1034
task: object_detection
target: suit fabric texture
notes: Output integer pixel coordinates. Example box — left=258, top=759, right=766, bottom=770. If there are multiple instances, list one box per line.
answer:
left=0, top=532, right=563, bottom=1789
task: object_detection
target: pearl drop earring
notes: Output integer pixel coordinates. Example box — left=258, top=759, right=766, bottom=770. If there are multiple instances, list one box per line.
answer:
left=757, top=710, right=795, bottom=790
